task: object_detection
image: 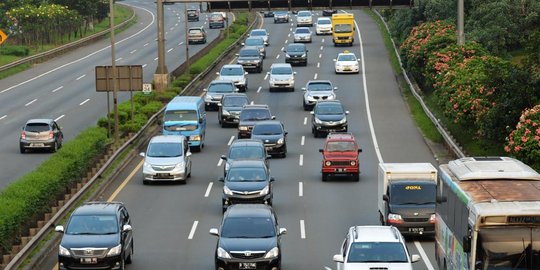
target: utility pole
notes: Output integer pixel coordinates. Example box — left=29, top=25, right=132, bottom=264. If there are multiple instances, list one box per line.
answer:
left=185, top=3, right=191, bottom=72
left=109, top=0, right=119, bottom=141
left=457, top=0, right=465, bottom=45
left=155, top=0, right=170, bottom=90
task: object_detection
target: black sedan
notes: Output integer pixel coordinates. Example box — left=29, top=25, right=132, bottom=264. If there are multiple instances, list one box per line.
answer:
left=250, top=120, right=288, bottom=158
left=311, top=100, right=349, bottom=137
left=322, top=9, right=337, bottom=16
left=210, top=204, right=286, bottom=270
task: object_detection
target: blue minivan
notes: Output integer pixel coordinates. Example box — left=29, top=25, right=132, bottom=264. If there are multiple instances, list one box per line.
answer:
left=162, top=96, right=206, bottom=151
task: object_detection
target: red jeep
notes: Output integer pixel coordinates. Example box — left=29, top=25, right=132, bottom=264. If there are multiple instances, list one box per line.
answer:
left=319, top=132, right=362, bottom=181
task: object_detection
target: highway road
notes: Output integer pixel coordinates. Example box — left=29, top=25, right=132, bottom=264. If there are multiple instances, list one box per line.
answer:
left=0, top=0, right=223, bottom=189
left=43, top=8, right=441, bottom=270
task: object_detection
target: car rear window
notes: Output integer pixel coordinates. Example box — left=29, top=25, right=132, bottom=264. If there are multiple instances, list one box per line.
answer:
left=189, top=29, right=202, bottom=34
left=240, top=109, right=271, bottom=120
left=295, top=28, right=310, bottom=34
left=221, top=67, right=244, bottom=76
left=25, top=123, right=50, bottom=132
left=208, top=82, right=234, bottom=93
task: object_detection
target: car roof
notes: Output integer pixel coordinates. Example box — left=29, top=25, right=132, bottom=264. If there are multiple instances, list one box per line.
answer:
left=222, top=93, right=248, bottom=98
left=317, top=17, right=331, bottom=21
left=221, top=64, right=243, bottom=69
left=224, top=204, right=273, bottom=218
left=307, top=80, right=332, bottom=84
left=26, top=119, right=54, bottom=124
left=242, top=104, right=270, bottom=109
left=349, top=226, right=403, bottom=243
left=231, top=138, right=264, bottom=147
left=240, top=46, right=260, bottom=52
left=210, top=80, right=235, bottom=85
left=149, top=135, right=186, bottom=143
left=253, top=120, right=283, bottom=127
left=270, top=63, right=293, bottom=68
left=72, top=201, right=124, bottom=216
left=326, top=132, right=356, bottom=141
left=229, top=159, right=267, bottom=168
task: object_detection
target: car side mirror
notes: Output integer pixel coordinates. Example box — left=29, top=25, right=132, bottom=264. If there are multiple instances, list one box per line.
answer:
left=55, top=225, right=64, bottom=233
left=270, top=177, right=275, bottom=182
left=345, top=111, right=349, bottom=115
left=122, top=224, right=132, bottom=232
left=266, top=155, right=272, bottom=159
left=271, top=116, right=276, bottom=120
left=293, top=72, right=297, bottom=75
left=218, top=177, right=225, bottom=182
left=265, top=42, right=269, bottom=46
left=383, top=194, right=389, bottom=201
left=139, top=152, right=145, bottom=157
left=334, top=87, right=338, bottom=90
left=235, top=53, right=239, bottom=56
left=221, top=155, right=227, bottom=161
left=267, top=71, right=271, bottom=75
left=186, top=152, right=192, bottom=157
left=216, top=72, right=220, bottom=75
left=241, top=43, right=245, bottom=46
left=209, top=228, right=219, bottom=236
left=358, top=148, right=362, bottom=153
left=333, top=59, right=337, bottom=62
left=203, top=88, right=208, bottom=92
left=436, top=195, right=447, bottom=203
left=319, top=149, right=323, bottom=153
left=278, top=228, right=287, bottom=235
left=310, top=111, right=314, bottom=115
left=333, top=254, right=344, bottom=263
left=411, top=254, right=421, bottom=263
left=244, top=72, right=248, bottom=75
left=301, top=87, right=306, bottom=91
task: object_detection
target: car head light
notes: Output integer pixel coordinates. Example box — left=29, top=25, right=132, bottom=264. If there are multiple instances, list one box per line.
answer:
left=190, top=135, right=201, bottom=141
left=223, top=186, right=233, bottom=196
left=205, top=94, right=212, bottom=100
left=174, top=162, right=185, bottom=170
left=429, top=214, right=437, bottom=224
left=217, top=247, right=232, bottom=259
left=337, top=117, right=347, bottom=124
left=264, top=247, right=279, bottom=259
left=143, top=162, right=152, bottom=170
left=301, top=54, right=306, bottom=57
left=107, top=244, right=122, bottom=257
left=315, top=117, right=323, bottom=124
left=277, top=138, right=284, bottom=145
left=285, top=54, right=290, bottom=58
left=259, top=185, right=269, bottom=195
left=58, top=245, right=71, bottom=256
left=350, top=160, right=356, bottom=166
left=222, top=109, right=230, bottom=116
left=325, top=161, right=331, bottom=166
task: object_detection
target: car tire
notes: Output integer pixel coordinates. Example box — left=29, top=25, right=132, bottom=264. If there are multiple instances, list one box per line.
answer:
left=20, top=145, right=26, bottom=154
left=205, top=105, right=210, bottom=111
left=303, top=102, right=310, bottom=111
left=143, top=179, right=150, bottom=185
left=51, top=141, right=58, bottom=153
left=269, top=87, right=274, bottom=92
left=192, top=145, right=202, bottom=152
left=322, top=173, right=329, bottom=182
left=220, top=119, right=226, bottom=128
left=352, top=174, right=359, bottom=182
left=289, top=87, right=294, bottom=92
left=125, top=242, right=133, bottom=264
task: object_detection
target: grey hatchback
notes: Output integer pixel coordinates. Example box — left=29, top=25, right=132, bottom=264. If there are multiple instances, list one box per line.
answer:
left=20, top=118, right=63, bottom=153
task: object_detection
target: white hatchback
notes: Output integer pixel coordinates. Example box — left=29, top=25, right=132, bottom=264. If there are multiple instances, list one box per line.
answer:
left=316, top=17, right=332, bottom=35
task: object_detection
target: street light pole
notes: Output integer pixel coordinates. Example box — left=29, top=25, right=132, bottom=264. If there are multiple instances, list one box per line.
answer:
left=457, top=0, right=465, bottom=45
left=155, top=0, right=170, bottom=90
left=109, top=0, right=119, bottom=141
left=185, top=3, right=191, bottom=72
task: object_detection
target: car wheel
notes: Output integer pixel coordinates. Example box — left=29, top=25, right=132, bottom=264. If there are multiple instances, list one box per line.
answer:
left=269, top=87, right=274, bottom=92
left=125, top=242, right=133, bottom=264
left=51, top=141, right=58, bottom=153
left=352, top=174, right=359, bottom=182
left=20, top=144, right=26, bottom=154
left=205, top=105, right=210, bottom=111
left=322, top=173, right=329, bottom=182
left=289, top=87, right=294, bottom=92
left=220, top=119, right=226, bottom=128
left=303, top=102, right=310, bottom=111
left=187, top=163, right=192, bottom=178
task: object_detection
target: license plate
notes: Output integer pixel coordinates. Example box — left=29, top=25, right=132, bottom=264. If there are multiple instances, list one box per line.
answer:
left=239, top=262, right=256, bottom=269
left=156, top=173, right=170, bottom=178
left=30, top=143, right=44, bottom=147
left=409, top=227, right=424, bottom=232
left=336, top=168, right=346, bottom=172
left=344, top=68, right=351, bottom=71
left=232, top=119, right=239, bottom=122
left=80, top=258, right=97, bottom=264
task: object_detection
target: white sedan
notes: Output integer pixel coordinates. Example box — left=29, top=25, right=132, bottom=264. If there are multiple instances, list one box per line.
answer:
left=334, top=51, right=360, bottom=74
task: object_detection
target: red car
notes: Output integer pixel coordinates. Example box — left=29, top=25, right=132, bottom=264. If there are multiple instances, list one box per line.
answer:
left=319, top=132, right=362, bottom=181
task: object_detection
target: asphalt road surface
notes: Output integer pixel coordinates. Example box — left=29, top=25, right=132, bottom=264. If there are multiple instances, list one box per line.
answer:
left=0, top=0, right=222, bottom=189
left=44, top=8, right=441, bottom=270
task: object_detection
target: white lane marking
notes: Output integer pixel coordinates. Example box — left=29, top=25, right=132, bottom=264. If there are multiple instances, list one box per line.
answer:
left=280, top=46, right=284, bottom=51
left=204, top=182, right=214, bottom=197
left=25, top=99, right=37, bottom=106
left=175, top=23, right=178, bottom=27
left=299, top=154, right=304, bottom=166
left=285, top=39, right=288, bottom=43
left=0, top=4, right=156, bottom=94
left=299, top=182, right=303, bottom=197
left=276, top=54, right=280, bottom=59
left=320, top=46, right=323, bottom=50
left=314, top=73, right=318, bottom=80
left=154, top=57, right=158, bottom=61
left=179, top=41, right=184, bottom=45
left=289, top=28, right=292, bottom=31
left=415, top=241, right=435, bottom=270
left=144, top=43, right=149, bottom=47
left=188, top=221, right=199, bottom=239
left=142, top=64, right=147, bottom=68
left=76, top=74, right=86, bottom=80
left=322, top=38, right=325, bottom=43
left=300, top=220, right=306, bottom=239
left=257, top=86, right=262, bottom=93
left=227, top=135, right=235, bottom=146
left=264, top=74, right=269, bottom=80
left=204, top=21, right=207, bottom=25
left=167, top=48, right=173, bottom=53
left=319, top=53, right=322, bottom=58
left=52, top=86, right=63, bottom=92
left=317, top=62, right=320, bottom=68
left=79, top=99, right=90, bottom=106
left=217, top=158, right=223, bottom=167
left=170, top=27, right=174, bottom=31
left=0, top=115, right=6, bottom=120
left=130, top=50, right=137, bottom=54
left=303, top=117, right=307, bottom=125
left=301, top=136, right=305, bottom=146
left=55, top=114, right=65, bottom=121
left=115, top=57, right=122, bottom=62
left=288, top=33, right=291, bottom=38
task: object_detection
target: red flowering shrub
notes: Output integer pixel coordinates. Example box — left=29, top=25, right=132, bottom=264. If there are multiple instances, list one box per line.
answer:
left=506, top=105, right=540, bottom=169
left=400, top=20, right=456, bottom=88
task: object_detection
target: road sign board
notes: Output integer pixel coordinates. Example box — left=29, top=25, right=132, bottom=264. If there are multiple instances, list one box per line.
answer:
left=0, top=29, right=7, bottom=46
left=95, top=65, right=143, bottom=92
left=142, top=83, right=153, bottom=94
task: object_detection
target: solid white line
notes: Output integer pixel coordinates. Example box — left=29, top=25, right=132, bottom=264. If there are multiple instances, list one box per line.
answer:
left=204, top=182, right=214, bottom=197
left=76, top=74, right=86, bottom=80
left=188, top=221, right=199, bottom=239
left=167, top=48, right=173, bottom=53
left=115, top=57, right=122, bottom=62
left=299, top=154, right=304, bottom=166
left=144, top=43, right=149, bottom=47
left=0, top=4, right=156, bottom=94
left=314, top=73, right=318, bottom=80
left=25, top=99, right=37, bottom=106
left=130, top=50, right=137, bottom=54
left=55, top=114, right=65, bottom=121
left=0, top=115, right=6, bottom=120
left=175, top=23, right=178, bottom=27
left=264, top=74, right=269, bottom=80
left=303, top=117, right=307, bottom=125
left=227, top=135, right=235, bottom=146
left=319, top=53, right=322, bottom=58
left=276, top=54, right=280, bottom=59
left=317, top=62, right=320, bottom=68
left=79, top=98, right=90, bottom=106
left=281, top=46, right=284, bottom=51
left=299, top=182, right=303, bottom=197
left=52, top=86, right=63, bottom=92
left=301, top=136, right=305, bottom=146
left=257, top=86, right=262, bottom=93
left=154, top=57, right=158, bottom=61
left=217, top=158, right=223, bottom=167
left=320, top=46, right=323, bottom=50
left=415, top=241, right=435, bottom=270
left=142, top=64, right=147, bottom=68
left=300, top=220, right=306, bottom=239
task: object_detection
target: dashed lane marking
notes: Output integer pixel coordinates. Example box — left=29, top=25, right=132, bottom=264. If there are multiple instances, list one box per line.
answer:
left=0, top=115, right=6, bottom=120
left=314, top=73, right=318, bottom=80
left=317, top=62, right=320, bottom=68
left=217, top=158, right=223, bottom=167
left=204, top=182, right=213, bottom=197
left=55, top=114, right=65, bottom=121
left=76, top=74, right=86, bottom=80
left=301, top=136, right=305, bottom=146
left=79, top=99, right=90, bottom=106
left=130, top=50, right=137, bottom=54
left=188, top=221, right=199, bottom=239
left=299, top=154, right=304, bottom=166
left=299, top=182, right=303, bottom=197
left=142, top=64, right=147, bottom=68
left=303, top=117, right=307, bottom=125
left=52, top=86, right=63, bottom=92
left=257, top=86, right=262, bottom=93
left=300, top=220, right=306, bottom=239
left=167, top=48, right=173, bottom=53
left=25, top=99, right=37, bottom=106
left=227, top=135, right=235, bottom=145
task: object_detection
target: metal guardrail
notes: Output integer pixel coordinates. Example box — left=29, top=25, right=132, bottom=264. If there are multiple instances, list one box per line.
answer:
left=4, top=11, right=260, bottom=270
left=0, top=4, right=136, bottom=74
left=373, top=10, right=466, bottom=159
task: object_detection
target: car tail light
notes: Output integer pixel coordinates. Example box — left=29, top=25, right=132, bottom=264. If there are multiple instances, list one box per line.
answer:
left=21, top=131, right=26, bottom=139
left=49, top=131, right=54, bottom=139
left=325, top=161, right=331, bottom=166
left=387, top=213, right=404, bottom=224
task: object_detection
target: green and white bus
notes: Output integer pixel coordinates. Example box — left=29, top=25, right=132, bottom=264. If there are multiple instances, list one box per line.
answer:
left=435, top=157, right=540, bottom=270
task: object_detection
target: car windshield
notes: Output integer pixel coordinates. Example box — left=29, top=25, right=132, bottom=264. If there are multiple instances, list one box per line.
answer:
left=147, top=142, right=183, bottom=158
left=221, top=217, right=276, bottom=238
left=287, top=45, right=305, bottom=52
left=295, top=28, right=310, bottom=34
left=334, top=24, right=353, bottom=33
left=316, top=104, right=344, bottom=115
left=239, top=49, right=259, bottom=57
left=251, top=30, right=266, bottom=36
left=390, top=183, right=436, bottom=205
left=253, top=124, right=283, bottom=135
left=25, top=123, right=50, bottom=132
left=187, top=10, right=197, bottom=14
left=348, top=242, right=408, bottom=263
left=66, top=215, right=118, bottom=235
left=223, top=96, right=248, bottom=107
left=164, top=110, right=198, bottom=122
left=226, top=167, right=267, bottom=182
left=221, top=67, right=243, bottom=76
left=208, top=83, right=234, bottom=93
left=240, top=109, right=271, bottom=120
left=245, top=38, right=264, bottom=46
left=229, top=146, right=264, bottom=160
left=271, top=67, right=293, bottom=75
left=275, top=11, right=287, bottom=16
left=318, top=19, right=331, bottom=25
left=326, top=141, right=356, bottom=152
left=338, top=54, right=357, bottom=61
left=308, top=82, right=332, bottom=91
left=210, top=14, right=223, bottom=20
left=189, top=29, right=202, bottom=34
left=298, top=11, right=311, bottom=17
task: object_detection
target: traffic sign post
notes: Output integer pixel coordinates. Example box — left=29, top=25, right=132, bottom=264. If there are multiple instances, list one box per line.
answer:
left=0, top=29, right=7, bottom=46
left=142, top=83, right=153, bottom=95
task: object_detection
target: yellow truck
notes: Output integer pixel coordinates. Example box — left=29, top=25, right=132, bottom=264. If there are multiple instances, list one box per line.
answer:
left=331, top=13, right=355, bottom=46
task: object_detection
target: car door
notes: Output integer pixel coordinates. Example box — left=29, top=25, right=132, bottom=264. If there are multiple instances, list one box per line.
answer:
left=184, top=136, right=192, bottom=174
left=337, top=235, right=349, bottom=270
left=120, top=208, right=133, bottom=256
left=53, top=121, right=63, bottom=144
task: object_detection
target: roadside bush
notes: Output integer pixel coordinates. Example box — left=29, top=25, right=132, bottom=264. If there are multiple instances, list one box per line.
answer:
left=141, top=101, right=164, bottom=117
left=505, top=105, right=540, bottom=171
left=120, top=114, right=148, bottom=134
left=0, top=45, right=30, bottom=57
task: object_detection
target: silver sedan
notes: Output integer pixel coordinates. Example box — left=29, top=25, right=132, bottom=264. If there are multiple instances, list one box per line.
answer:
left=293, top=27, right=312, bottom=43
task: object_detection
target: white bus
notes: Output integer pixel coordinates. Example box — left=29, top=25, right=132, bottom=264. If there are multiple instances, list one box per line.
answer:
left=435, top=156, right=540, bottom=270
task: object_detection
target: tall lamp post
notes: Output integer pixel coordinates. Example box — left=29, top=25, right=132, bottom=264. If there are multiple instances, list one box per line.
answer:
left=109, top=0, right=119, bottom=141
left=457, top=0, right=465, bottom=45
left=155, top=0, right=170, bottom=90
